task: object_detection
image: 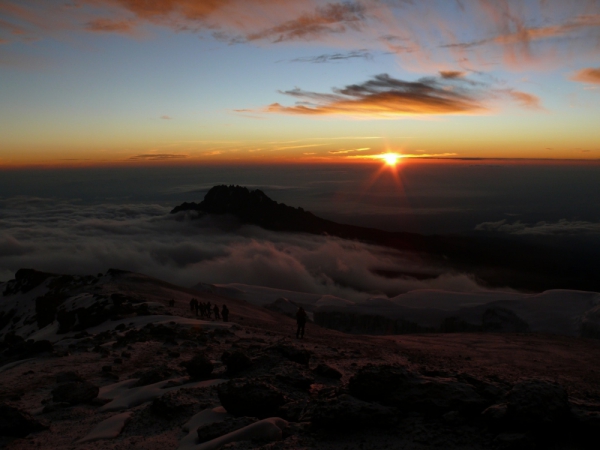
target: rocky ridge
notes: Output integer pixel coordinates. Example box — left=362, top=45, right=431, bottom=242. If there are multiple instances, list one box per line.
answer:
left=0, top=269, right=599, bottom=449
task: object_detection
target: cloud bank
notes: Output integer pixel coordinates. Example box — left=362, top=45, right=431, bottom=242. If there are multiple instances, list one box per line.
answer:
left=264, top=73, right=538, bottom=117
left=475, top=219, right=600, bottom=235
left=0, top=196, right=489, bottom=298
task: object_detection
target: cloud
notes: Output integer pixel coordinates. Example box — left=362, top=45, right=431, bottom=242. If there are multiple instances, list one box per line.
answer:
left=246, top=1, right=366, bottom=42
left=329, top=147, right=370, bottom=154
left=438, top=4, right=600, bottom=67
left=439, top=70, right=465, bottom=79
left=85, top=18, right=135, bottom=33
left=571, top=67, right=600, bottom=84
left=264, top=73, right=492, bottom=117
left=287, top=49, right=373, bottom=63
left=128, top=153, right=188, bottom=161
left=0, top=196, right=491, bottom=297
left=475, top=219, right=600, bottom=235
left=160, top=115, right=173, bottom=120
left=507, top=90, right=543, bottom=110
left=2, top=0, right=600, bottom=72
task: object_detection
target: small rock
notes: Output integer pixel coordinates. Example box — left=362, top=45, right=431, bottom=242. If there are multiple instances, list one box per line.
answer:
left=150, top=392, right=195, bottom=417
left=183, top=354, right=214, bottom=379
left=221, top=350, right=252, bottom=375
left=482, top=403, right=508, bottom=430
left=275, top=366, right=314, bottom=390
left=274, top=344, right=311, bottom=366
left=348, top=364, right=415, bottom=402
left=56, top=371, right=83, bottom=383
left=494, top=432, right=533, bottom=450
left=218, top=379, right=286, bottom=419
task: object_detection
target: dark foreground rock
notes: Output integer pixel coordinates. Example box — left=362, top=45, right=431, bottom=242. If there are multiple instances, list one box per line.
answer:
left=218, top=379, right=287, bottom=419
left=313, top=363, right=343, bottom=380
left=273, top=344, right=311, bottom=366
left=221, top=350, right=252, bottom=375
left=348, top=364, right=486, bottom=416
left=506, top=380, right=570, bottom=429
left=0, top=403, right=48, bottom=437
left=183, top=354, right=214, bottom=379
left=55, top=371, right=84, bottom=383
left=51, top=381, right=99, bottom=405
left=309, top=394, right=396, bottom=429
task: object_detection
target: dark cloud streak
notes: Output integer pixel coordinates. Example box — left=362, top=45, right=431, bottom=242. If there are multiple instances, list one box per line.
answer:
left=287, top=49, right=373, bottom=63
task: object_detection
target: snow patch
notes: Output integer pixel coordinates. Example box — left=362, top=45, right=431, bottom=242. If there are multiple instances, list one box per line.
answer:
left=178, top=406, right=230, bottom=450
left=100, top=377, right=226, bottom=412
left=76, top=412, right=132, bottom=443
left=194, top=417, right=288, bottom=450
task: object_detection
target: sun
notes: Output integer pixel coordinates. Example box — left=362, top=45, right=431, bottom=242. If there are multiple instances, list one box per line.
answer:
left=381, top=153, right=401, bottom=166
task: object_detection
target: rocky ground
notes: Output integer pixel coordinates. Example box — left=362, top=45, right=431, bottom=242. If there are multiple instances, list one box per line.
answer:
left=1, top=270, right=599, bottom=449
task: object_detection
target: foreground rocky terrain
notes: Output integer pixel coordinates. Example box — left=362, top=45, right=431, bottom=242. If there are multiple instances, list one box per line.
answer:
left=1, top=269, right=599, bottom=449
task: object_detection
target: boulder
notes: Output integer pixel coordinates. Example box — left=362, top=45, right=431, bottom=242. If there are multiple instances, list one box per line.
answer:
left=309, top=394, right=396, bottom=429
left=348, top=364, right=485, bottom=416
left=0, top=403, right=48, bottom=437
left=221, top=350, right=252, bottom=375
left=506, top=380, right=570, bottom=428
left=481, top=403, right=509, bottom=430
left=347, top=364, right=415, bottom=402
left=390, top=377, right=486, bottom=416
left=56, top=371, right=84, bottom=383
left=218, top=379, right=287, bottom=419
left=51, top=381, right=99, bottom=405
left=197, top=417, right=258, bottom=443
left=183, top=354, right=214, bottom=379
left=313, top=363, right=342, bottom=380
left=150, top=392, right=195, bottom=418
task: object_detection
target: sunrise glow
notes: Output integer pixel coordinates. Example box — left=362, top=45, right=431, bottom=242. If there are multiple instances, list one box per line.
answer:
left=381, top=153, right=402, bottom=167
left=0, top=1, right=599, bottom=167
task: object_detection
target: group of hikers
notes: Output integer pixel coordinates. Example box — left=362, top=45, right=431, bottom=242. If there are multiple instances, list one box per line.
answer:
left=179, top=297, right=307, bottom=338
left=189, top=298, right=229, bottom=322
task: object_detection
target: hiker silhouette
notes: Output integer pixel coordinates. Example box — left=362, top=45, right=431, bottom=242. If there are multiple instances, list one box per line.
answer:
left=296, top=307, right=307, bottom=339
left=221, top=304, right=229, bottom=322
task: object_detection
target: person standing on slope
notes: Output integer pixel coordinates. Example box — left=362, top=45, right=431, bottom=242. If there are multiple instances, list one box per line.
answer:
left=221, top=304, right=229, bottom=322
left=296, top=307, right=307, bottom=339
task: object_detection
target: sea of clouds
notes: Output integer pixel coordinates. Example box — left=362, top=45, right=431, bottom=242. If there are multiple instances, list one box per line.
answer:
left=0, top=196, right=489, bottom=299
